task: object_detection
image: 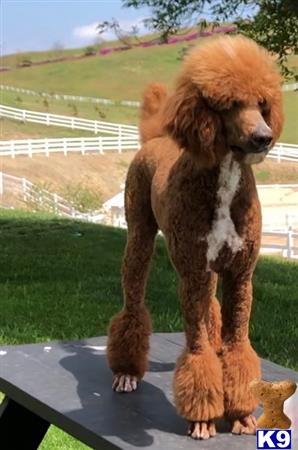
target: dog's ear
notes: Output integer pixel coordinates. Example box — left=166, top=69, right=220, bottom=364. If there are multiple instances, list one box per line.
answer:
left=163, top=77, right=223, bottom=168
left=266, top=91, right=284, bottom=145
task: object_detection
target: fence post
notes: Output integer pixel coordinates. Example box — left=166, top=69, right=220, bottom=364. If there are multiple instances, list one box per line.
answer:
left=53, top=193, right=58, bottom=214
left=45, top=138, right=49, bottom=157
left=118, top=136, right=122, bottom=153
left=99, top=137, right=103, bottom=155
left=0, top=171, right=3, bottom=195
left=286, top=228, right=294, bottom=259
left=22, top=109, right=26, bottom=123
left=95, top=121, right=98, bottom=134
left=22, top=178, right=27, bottom=201
left=63, top=139, right=67, bottom=156
left=81, top=138, right=85, bottom=155
left=10, top=141, right=15, bottom=159
left=28, top=139, right=32, bottom=158
left=46, top=114, right=50, bottom=126
left=71, top=118, right=74, bottom=130
left=277, top=144, right=281, bottom=163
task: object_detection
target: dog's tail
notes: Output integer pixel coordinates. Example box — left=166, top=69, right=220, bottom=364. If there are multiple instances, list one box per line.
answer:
left=139, top=83, right=168, bottom=144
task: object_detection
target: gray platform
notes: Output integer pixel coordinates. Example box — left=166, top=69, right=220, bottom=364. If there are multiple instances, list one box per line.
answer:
left=0, top=333, right=297, bottom=449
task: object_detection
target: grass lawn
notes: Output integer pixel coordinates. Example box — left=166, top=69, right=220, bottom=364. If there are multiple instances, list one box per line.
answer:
left=1, top=91, right=139, bottom=126
left=0, top=209, right=297, bottom=449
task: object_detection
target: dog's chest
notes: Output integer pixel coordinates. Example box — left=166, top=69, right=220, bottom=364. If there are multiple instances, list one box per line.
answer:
left=206, top=154, right=243, bottom=269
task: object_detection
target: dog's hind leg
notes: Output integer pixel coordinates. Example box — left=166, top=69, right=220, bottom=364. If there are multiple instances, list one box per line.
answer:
left=107, top=158, right=157, bottom=392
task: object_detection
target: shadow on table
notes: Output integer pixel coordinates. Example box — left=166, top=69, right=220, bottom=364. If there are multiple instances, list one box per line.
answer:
left=59, top=342, right=188, bottom=447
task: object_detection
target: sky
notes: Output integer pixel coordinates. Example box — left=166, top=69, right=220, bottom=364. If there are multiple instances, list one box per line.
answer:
left=1, top=0, right=151, bottom=55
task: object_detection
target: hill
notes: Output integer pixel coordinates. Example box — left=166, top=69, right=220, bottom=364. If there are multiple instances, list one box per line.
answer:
left=1, top=34, right=297, bottom=208
left=0, top=152, right=135, bottom=203
left=1, top=35, right=297, bottom=144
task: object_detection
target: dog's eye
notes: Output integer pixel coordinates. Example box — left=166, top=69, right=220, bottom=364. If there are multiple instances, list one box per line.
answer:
left=258, top=99, right=267, bottom=109
left=232, top=100, right=240, bottom=108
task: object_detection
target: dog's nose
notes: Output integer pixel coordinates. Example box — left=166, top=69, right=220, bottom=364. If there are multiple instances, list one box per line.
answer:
left=250, top=131, right=273, bottom=152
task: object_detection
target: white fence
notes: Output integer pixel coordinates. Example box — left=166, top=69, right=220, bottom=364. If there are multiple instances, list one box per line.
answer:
left=0, top=172, right=104, bottom=222
left=0, top=85, right=140, bottom=107
left=0, top=136, right=140, bottom=157
left=0, top=105, right=139, bottom=136
left=282, top=82, right=298, bottom=92
left=1, top=83, right=297, bottom=108
left=267, top=143, right=298, bottom=162
left=0, top=135, right=297, bottom=161
left=1, top=171, right=297, bottom=259
left=261, top=230, right=298, bottom=259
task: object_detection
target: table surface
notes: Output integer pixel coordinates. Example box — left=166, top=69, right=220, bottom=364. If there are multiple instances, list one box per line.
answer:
left=0, top=333, right=297, bottom=450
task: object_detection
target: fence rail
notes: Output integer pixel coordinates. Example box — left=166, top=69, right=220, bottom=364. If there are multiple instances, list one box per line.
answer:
left=0, top=84, right=141, bottom=107
left=0, top=104, right=139, bottom=136
left=0, top=171, right=103, bottom=222
left=267, top=143, right=298, bottom=162
left=261, top=230, right=298, bottom=259
left=1, top=83, right=297, bottom=108
left=1, top=171, right=297, bottom=259
left=0, top=136, right=140, bottom=157
left=0, top=134, right=297, bottom=160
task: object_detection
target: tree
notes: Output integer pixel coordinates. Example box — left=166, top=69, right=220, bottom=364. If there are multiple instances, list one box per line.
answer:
left=123, top=0, right=298, bottom=79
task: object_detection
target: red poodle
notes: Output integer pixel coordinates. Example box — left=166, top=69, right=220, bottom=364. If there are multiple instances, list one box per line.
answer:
left=107, top=35, right=283, bottom=439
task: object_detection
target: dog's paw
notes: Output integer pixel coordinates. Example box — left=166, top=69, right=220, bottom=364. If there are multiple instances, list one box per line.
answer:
left=112, top=374, right=138, bottom=393
left=230, top=415, right=257, bottom=435
left=188, top=421, right=216, bottom=440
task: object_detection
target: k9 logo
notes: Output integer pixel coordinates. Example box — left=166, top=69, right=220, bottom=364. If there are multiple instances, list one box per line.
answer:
left=257, top=430, right=292, bottom=449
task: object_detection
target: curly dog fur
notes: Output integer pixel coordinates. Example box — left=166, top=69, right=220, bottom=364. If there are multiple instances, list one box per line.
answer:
left=107, top=35, right=283, bottom=439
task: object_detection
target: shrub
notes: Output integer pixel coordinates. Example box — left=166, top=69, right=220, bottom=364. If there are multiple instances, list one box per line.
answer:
left=68, top=103, right=78, bottom=116
left=63, top=182, right=103, bottom=213
left=43, top=99, right=49, bottom=111
left=94, top=105, right=106, bottom=119
left=84, top=46, right=96, bottom=56
left=19, top=59, right=32, bottom=67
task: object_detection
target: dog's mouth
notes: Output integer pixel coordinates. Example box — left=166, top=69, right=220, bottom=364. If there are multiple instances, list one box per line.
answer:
left=230, top=144, right=270, bottom=155
left=230, top=145, right=245, bottom=153
left=230, top=144, right=268, bottom=165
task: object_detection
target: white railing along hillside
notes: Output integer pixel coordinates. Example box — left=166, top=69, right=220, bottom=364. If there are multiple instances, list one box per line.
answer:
left=0, top=136, right=140, bottom=157
left=1, top=171, right=297, bottom=259
left=0, top=105, right=139, bottom=136
left=0, top=84, right=140, bottom=107
left=267, top=143, right=298, bottom=162
left=261, top=230, right=298, bottom=259
left=1, top=82, right=297, bottom=107
left=282, top=82, right=298, bottom=92
left=0, top=135, right=297, bottom=161
left=0, top=172, right=104, bottom=222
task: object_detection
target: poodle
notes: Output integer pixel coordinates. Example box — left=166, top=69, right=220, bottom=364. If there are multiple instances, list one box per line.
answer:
left=107, top=35, right=283, bottom=440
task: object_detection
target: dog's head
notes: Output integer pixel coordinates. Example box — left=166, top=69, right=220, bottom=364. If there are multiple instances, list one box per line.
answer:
left=163, top=36, right=284, bottom=168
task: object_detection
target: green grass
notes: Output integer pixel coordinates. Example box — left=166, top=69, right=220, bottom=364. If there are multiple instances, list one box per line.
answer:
left=0, top=117, right=107, bottom=140
left=1, top=90, right=138, bottom=125
left=281, top=91, right=298, bottom=144
left=0, top=209, right=297, bottom=448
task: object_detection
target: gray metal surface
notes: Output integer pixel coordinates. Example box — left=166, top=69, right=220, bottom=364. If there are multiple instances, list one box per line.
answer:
left=0, top=333, right=297, bottom=449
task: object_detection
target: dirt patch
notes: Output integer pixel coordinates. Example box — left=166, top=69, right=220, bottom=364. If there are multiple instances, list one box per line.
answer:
left=0, top=152, right=136, bottom=202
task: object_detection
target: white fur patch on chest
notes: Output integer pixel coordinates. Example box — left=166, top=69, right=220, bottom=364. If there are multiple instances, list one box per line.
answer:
left=206, top=153, right=243, bottom=266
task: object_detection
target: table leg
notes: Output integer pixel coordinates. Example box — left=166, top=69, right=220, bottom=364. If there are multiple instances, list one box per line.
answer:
left=0, top=396, right=50, bottom=449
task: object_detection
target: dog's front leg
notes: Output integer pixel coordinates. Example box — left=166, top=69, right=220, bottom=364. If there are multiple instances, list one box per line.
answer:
left=221, top=270, right=261, bottom=435
left=174, top=272, right=224, bottom=439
